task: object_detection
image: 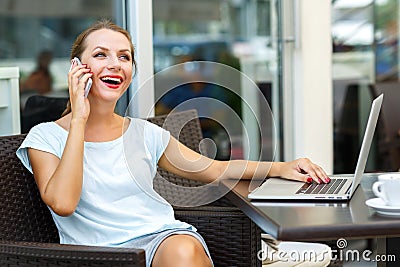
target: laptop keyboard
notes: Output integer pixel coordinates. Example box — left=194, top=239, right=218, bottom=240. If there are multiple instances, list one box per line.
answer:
left=296, top=178, right=347, bottom=194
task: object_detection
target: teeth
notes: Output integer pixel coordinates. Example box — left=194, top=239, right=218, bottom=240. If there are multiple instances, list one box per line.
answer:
left=101, top=77, right=122, bottom=83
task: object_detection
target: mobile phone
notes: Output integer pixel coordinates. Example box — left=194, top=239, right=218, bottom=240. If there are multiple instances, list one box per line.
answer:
left=70, top=57, right=92, bottom=97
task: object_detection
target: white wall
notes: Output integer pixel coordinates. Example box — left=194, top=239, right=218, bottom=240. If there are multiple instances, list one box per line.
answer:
left=290, top=0, right=333, bottom=173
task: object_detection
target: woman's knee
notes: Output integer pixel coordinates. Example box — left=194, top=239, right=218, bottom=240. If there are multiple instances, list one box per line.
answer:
left=152, top=235, right=212, bottom=267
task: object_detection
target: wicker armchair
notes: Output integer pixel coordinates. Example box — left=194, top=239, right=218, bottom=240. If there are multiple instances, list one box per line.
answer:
left=0, top=109, right=261, bottom=267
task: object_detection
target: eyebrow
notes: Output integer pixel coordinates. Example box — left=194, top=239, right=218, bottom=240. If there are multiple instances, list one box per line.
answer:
left=93, top=46, right=131, bottom=53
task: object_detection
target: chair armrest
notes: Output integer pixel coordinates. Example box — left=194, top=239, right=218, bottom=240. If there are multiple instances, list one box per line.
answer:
left=0, top=241, right=145, bottom=267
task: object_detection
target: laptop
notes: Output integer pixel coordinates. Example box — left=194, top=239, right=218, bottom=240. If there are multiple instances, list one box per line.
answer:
left=248, top=94, right=383, bottom=201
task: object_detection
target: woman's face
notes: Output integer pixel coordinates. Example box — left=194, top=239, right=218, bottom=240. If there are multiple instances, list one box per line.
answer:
left=80, top=28, right=133, bottom=101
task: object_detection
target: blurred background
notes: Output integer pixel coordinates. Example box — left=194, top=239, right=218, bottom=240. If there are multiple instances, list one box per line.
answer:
left=1, top=0, right=400, bottom=173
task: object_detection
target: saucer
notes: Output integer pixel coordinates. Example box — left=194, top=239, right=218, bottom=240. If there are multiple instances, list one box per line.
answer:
left=365, top=198, right=400, bottom=216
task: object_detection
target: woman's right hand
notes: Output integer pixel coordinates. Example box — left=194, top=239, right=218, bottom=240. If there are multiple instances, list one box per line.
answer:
left=68, top=59, right=92, bottom=122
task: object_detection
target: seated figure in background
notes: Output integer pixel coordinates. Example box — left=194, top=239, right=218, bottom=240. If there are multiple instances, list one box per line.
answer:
left=20, top=50, right=53, bottom=95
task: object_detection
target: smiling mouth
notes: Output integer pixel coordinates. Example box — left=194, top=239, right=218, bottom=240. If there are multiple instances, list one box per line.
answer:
left=101, top=76, right=122, bottom=86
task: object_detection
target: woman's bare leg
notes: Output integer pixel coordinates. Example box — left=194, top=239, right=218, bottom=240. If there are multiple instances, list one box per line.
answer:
left=152, top=234, right=212, bottom=267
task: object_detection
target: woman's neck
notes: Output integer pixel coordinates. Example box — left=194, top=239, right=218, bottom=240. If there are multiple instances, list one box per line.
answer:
left=84, top=112, right=125, bottom=142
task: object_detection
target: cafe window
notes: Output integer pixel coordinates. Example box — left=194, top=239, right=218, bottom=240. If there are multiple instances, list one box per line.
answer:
left=153, top=0, right=280, bottom=161
left=331, top=0, right=400, bottom=173
left=0, top=0, right=126, bottom=134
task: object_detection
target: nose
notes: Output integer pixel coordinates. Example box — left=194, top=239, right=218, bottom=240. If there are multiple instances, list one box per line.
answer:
left=107, top=56, right=121, bottom=71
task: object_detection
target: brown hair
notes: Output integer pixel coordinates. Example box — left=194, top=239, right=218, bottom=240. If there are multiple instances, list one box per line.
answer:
left=61, top=19, right=137, bottom=117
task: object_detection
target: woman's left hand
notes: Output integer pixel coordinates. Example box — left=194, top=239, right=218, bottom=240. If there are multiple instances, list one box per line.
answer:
left=278, top=158, right=330, bottom=184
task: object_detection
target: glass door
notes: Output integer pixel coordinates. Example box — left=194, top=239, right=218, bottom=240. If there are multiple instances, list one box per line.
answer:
left=152, top=0, right=287, bottom=162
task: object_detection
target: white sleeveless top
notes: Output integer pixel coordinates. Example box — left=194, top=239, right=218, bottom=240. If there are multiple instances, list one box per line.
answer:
left=16, top=118, right=194, bottom=247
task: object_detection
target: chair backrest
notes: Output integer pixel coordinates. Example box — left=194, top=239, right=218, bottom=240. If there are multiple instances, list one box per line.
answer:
left=370, top=82, right=400, bottom=171
left=147, top=109, right=207, bottom=187
left=0, top=134, right=59, bottom=243
left=21, top=95, right=69, bottom=133
left=147, top=110, right=228, bottom=207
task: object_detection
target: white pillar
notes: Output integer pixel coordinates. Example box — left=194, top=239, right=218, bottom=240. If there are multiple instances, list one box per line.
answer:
left=289, top=0, right=333, bottom=174
left=126, top=0, right=155, bottom=118
left=0, top=67, right=21, bottom=135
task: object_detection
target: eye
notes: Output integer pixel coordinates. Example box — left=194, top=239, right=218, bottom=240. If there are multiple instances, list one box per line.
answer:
left=119, top=54, right=131, bottom=61
left=94, top=52, right=106, bottom=57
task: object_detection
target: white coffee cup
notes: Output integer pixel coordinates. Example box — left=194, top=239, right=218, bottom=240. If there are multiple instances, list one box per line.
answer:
left=372, top=179, right=400, bottom=206
left=378, top=173, right=400, bottom=181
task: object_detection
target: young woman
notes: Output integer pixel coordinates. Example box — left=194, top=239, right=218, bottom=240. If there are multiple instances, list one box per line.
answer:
left=17, top=19, right=330, bottom=267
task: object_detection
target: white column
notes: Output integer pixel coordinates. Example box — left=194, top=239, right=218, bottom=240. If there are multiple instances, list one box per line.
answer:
left=126, top=0, right=155, bottom=118
left=0, top=67, right=21, bottom=135
left=289, top=0, right=333, bottom=173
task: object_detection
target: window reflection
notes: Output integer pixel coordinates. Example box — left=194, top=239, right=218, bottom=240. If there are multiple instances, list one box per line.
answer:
left=0, top=0, right=123, bottom=133
left=332, top=0, right=400, bottom=172
left=332, top=0, right=375, bottom=173
left=375, top=0, right=399, bottom=82
left=153, top=0, right=278, bottom=161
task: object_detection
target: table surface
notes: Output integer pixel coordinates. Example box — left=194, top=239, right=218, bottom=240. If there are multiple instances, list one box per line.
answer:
left=220, top=173, right=400, bottom=241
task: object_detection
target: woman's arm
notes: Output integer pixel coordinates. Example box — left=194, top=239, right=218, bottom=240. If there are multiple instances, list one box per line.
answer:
left=29, top=119, right=86, bottom=216
left=158, top=136, right=330, bottom=184
left=28, top=61, right=92, bottom=217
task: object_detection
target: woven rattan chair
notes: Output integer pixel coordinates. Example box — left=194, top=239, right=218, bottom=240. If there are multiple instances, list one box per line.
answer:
left=0, top=109, right=261, bottom=267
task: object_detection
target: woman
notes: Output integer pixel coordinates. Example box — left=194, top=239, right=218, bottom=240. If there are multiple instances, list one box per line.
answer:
left=17, top=19, right=330, bottom=267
